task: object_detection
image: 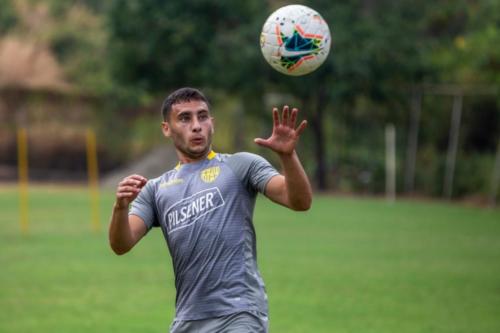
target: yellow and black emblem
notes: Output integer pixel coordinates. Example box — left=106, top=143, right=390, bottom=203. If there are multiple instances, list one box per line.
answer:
left=200, top=166, right=220, bottom=183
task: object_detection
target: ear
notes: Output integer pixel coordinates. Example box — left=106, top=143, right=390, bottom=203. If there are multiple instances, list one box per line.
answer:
left=210, top=116, right=215, bottom=134
left=161, top=121, right=171, bottom=138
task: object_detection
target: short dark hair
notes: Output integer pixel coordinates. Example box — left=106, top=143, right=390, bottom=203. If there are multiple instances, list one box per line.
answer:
left=161, top=87, right=210, bottom=120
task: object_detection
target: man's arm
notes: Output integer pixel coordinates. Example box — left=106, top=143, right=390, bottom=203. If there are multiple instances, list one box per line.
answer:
left=109, top=174, right=149, bottom=255
left=264, top=152, right=312, bottom=211
left=254, top=106, right=312, bottom=211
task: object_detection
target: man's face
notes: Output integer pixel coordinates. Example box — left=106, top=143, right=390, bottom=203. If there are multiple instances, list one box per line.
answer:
left=162, top=100, right=214, bottom=161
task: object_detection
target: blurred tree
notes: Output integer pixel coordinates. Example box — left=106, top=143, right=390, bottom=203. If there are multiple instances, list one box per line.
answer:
left=46, top=0, right=110, bottom=15
left=4, top=0, right=114, bottom=96
left=427, top=0, right=500, bottom=85
left=425, top=0, right=500, bottom=154
left=46, top=4, right=113, bottom=95
left=70, top=0, right=500, bottom=195
left=107, top=0, right=268, bottom=97
left=0, top=0, right=17, bottom=34
left=106, top=0, right=272, bottom=159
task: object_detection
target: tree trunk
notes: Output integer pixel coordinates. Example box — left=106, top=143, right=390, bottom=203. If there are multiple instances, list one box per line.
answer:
left=443, top=94, right=463, bottom=199
left=310, top=85, right=328, bottom=191
left=404, top=89, right=421, bottom=193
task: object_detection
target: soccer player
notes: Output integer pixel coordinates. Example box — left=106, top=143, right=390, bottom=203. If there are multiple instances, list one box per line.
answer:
left=109, top=87, right=312, bottom=332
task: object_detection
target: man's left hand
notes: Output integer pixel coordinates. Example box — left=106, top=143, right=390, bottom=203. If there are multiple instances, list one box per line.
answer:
left=254, top=105, right=307, bottom=156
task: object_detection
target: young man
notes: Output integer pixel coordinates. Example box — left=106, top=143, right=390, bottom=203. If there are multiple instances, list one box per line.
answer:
left=109, top=87, right=312, bottom=332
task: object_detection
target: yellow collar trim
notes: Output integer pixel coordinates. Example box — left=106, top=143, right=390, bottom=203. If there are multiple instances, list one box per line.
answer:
left=207, top=150, right=217, bottom=160
left=175, top=150, right=217, bottom=170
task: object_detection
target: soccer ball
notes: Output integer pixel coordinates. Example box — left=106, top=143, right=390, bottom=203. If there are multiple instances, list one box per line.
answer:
left=260, top=5, right=331, bottom=76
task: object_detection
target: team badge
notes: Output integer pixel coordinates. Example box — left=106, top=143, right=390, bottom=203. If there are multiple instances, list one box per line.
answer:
left=200, top=166, right=220, bottom=183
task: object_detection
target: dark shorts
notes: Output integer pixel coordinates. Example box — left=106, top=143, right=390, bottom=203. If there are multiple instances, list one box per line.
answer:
left=169, top=311, right=269, bottom=333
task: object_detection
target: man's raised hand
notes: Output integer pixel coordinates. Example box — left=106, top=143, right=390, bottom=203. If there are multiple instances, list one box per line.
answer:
left=254, top=105, right=307, bottom=156
left=115, top=174, right=148, bottom=209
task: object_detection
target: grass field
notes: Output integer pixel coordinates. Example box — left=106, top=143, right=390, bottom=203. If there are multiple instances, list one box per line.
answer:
left=1, top=186, right=499, bottom=333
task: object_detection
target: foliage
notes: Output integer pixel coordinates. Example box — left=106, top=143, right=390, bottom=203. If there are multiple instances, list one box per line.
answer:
left=0, top=0, right=17, bottom=34
left=427, top=0, right=500, bottom=85
left=2, top=0, right=498, bottom=197
left=2, top=0, right=114, bottom=96
left=46, top=4, right=113, bottom=95
left=106, top=0, right=269, bottom=97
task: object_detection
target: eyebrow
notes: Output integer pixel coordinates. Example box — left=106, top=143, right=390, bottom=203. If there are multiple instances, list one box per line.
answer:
left=177, top=108, right=209, bottom=116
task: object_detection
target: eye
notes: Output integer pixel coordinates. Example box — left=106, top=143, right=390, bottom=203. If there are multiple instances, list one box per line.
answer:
left=199, top=113, right=209, bottom=121
left=178, top=114, right=190, bottom=122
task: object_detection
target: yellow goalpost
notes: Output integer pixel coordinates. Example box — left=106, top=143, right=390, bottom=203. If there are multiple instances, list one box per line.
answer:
left=17, top=127, right=29, bottom=234
left=86, top=128, right=101, bottom=232
left=16, top=127, right=101, bottom=233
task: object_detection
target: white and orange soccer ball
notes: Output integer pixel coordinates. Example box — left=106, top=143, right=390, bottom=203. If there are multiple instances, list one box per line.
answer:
left=260, top=4, right=331, bottom=76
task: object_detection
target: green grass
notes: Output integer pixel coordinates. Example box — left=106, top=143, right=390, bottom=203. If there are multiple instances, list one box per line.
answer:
left=1, top=186, right=499, bottom=333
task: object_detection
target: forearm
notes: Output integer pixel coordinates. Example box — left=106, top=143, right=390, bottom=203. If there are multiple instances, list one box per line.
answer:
left=108, top=204, right=135, bottom=255
left=279, top=150, right=312, bottom=210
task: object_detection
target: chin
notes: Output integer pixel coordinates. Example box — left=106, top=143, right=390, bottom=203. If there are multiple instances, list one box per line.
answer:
left=187, top=146, right=209, bottom=157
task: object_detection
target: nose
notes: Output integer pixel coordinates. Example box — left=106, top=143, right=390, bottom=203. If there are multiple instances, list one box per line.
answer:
left=191, top=118, right=202, bottom=132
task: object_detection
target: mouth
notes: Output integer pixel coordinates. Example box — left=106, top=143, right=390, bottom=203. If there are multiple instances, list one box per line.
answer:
left=190, top=137, right=205, bottom=145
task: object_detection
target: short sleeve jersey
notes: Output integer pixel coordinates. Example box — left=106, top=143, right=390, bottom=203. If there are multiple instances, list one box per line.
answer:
left=129, top=151, right=279, bottom=321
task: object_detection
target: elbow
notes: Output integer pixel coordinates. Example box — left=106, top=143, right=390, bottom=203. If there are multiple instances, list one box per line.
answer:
left=112, top=247, right=129, bottom=256
left=288, top=187, right=312, bottom=211
left=290, top=198, right=312, bottom=211
left=111, top=246, right=130, bottom=256
left=109, top=241, right=131, bottom=256
left=294, top=203, right=311, bottom=211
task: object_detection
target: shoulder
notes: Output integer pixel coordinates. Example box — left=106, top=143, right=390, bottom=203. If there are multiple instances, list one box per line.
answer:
left=221, top=151, right=277, bottom=184
left=143, top=169, right=177, bottom=192
left=217, top=151, right=271, bottom=172
left=219, top=151, right=267, bottom=164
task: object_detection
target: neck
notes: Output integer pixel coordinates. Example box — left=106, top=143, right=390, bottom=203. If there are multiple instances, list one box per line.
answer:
left=176, top=148, right=213, bottom=164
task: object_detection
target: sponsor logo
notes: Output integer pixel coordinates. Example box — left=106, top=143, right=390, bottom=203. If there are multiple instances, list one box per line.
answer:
left=166, top=187, right=224, bottom=234
left=279, top=45, right=322, bottom=58
left=200, top=166, right=220, bottom=183
left=160, top=178, right=184, bottom=188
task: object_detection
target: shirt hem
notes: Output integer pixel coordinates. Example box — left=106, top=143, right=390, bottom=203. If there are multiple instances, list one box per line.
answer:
left=174, top=307, right=268, bottom=322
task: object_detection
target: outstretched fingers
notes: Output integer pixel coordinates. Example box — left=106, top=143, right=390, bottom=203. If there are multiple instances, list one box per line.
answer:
left=282, top=105, right=290, bottom=126
left=296, top=120, right=308, bottom=136
left=290, top=108, right=298, bottom=128
left=272, top=108, right=279, bottom=128
left=254, top=137, right=270, bottom=147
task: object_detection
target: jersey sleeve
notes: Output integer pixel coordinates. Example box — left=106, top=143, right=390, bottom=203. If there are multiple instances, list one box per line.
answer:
left=129, top=180, right=159, bottom=230
left=227, top=152, right=280, bottom=194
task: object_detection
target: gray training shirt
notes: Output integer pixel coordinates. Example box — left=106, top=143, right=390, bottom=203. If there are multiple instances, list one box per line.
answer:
left=129, top=151, right=279, bottom=321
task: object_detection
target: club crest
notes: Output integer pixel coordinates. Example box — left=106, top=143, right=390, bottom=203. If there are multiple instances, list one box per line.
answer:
left=200, top=166, right=220, bottom=183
